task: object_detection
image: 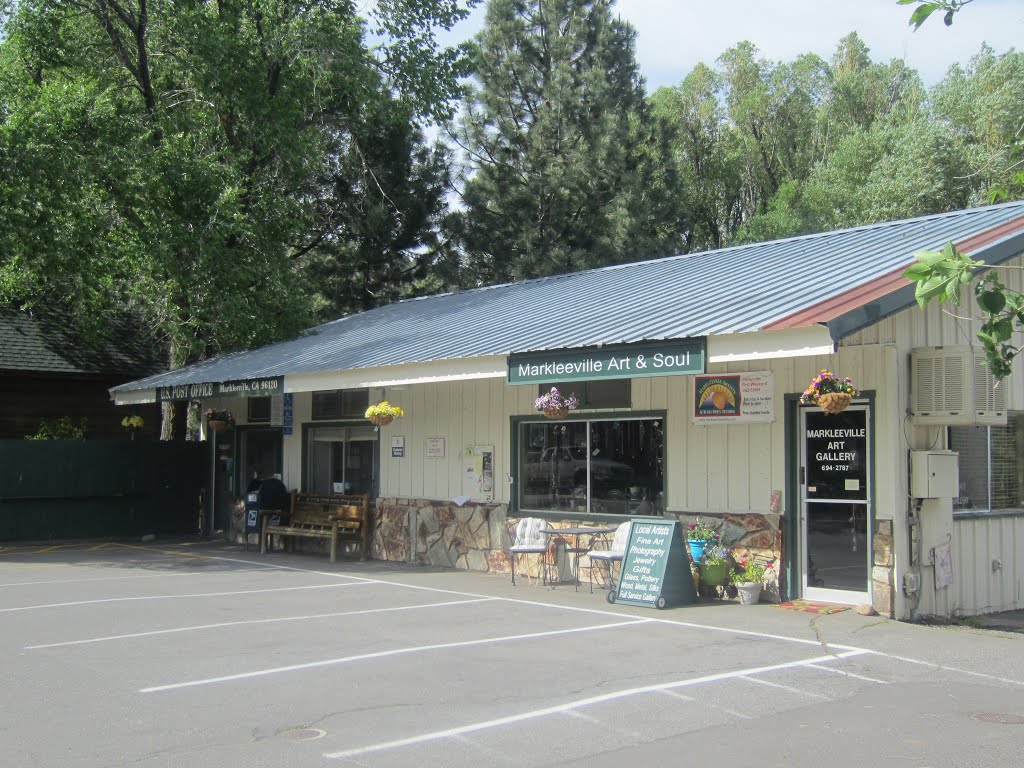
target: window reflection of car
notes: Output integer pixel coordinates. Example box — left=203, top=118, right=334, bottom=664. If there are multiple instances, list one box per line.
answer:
left=525, top=447, right=633, bottom=487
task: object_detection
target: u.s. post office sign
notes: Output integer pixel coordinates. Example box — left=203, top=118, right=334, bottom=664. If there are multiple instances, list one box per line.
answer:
left=157, top=376, right=284, bottom=401
left=508, top=339, right=705, bottom=385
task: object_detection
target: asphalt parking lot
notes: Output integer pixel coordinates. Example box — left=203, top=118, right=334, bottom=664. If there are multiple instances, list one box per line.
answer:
left=2, top=540, right=1023, bottom=768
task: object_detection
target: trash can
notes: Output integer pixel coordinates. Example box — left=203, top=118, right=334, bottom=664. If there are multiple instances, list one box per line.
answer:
left=244, top=477, right=290, bottom=549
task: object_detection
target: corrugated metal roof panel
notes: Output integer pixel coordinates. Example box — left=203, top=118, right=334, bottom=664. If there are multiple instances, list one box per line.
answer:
left=113, top=201, right=1024, bottom=392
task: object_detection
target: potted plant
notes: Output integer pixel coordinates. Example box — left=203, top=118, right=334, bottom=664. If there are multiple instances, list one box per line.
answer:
left=686, top=517, right=718, bottom=562
left=534, top=387, right=580, bottom=419
left=205, top=408, right=234, bottom=432
left=699, top=543, right=733, bottom=588
left=730, top=559, right=771, bottom=605
left=800, top=369, right=859, bottom=414
left=365, top=401, right=405, bottom=427
left=121, top=414, right=144, bottom=439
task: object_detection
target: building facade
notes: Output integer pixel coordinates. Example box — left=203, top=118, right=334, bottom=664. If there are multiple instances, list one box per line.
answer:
left=112, top=203, right=1024, bottom=620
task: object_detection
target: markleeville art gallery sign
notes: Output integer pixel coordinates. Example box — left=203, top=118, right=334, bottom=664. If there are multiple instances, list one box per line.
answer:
left=508, top=339, right=706, bottom=385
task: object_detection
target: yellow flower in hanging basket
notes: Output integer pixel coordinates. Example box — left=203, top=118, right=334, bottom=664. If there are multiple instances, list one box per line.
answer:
left=365, top=401, right=405, bottom=426
left=800, top=370, right=858, bottom=414
left=121, top=415, right=145, bottom=431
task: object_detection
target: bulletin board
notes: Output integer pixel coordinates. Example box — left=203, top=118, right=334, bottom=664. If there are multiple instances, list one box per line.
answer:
left=463, top=444, right=495, bottom=502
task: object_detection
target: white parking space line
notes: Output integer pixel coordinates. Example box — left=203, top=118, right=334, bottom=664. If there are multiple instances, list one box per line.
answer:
left=337, top=580, right=869, bottom=654
left=140, top=618, right=652, bottom=693
left=321, top=651, right=870, bottom=760
left=25, top=598, right=497, bottom=649
left=199, top=554, right=872, bottom=655
left=0, top=568, right=270, bottom=589
left=808, top=663, right=890, bottom=684
left=737, top=674, right=829, bottom=700
left=659, top=688, right=752, bottom=720
left=883, top=653, right=1024, bottom=687
left=0, top=580, right=377, bottom=613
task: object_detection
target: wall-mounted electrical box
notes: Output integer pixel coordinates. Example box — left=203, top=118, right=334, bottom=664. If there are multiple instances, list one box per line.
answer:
left=910, top=346, right=1006, bottom=426
left=910, top=450, right=959, bottom=498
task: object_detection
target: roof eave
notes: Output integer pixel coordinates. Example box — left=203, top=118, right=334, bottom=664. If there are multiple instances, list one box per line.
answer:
left=828, top=226, right=1024, bottom=341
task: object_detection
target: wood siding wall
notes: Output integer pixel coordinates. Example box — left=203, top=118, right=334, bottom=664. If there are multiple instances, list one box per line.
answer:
left=362, top=349, right=897, bottom=519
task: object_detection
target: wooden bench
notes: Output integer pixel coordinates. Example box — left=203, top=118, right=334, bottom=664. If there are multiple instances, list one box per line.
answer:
left=260, top=491, right=370, bottom=562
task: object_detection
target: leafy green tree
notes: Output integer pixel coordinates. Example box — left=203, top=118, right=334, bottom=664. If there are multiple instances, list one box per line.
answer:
left=448, top=0, right=675, bottom=284
left=717, top=43, right=829, bottom=220
left=0, top=0, right=474, bottom=437
left=650, top=64, right=743, bottom=251
left=301, top=99, right=450, bottom=316
left=824, top=33, right=925, bottom=140
left=932, top=46, right=1024, bottom=201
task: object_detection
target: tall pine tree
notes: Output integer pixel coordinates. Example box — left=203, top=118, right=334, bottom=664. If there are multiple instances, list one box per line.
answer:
left=448, top=0, right=675, bottom=284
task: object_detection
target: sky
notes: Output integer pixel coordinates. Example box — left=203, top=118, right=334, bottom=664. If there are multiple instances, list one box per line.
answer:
left=436, top=0, right=1024, bottom=90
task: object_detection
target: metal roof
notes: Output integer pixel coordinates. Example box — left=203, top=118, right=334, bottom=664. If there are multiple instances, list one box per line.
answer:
left=112, top=200, right=1024, bottom=393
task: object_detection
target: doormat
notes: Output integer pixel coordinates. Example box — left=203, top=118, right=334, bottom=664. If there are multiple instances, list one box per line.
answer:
left=772, top=600, right=850, bottom=615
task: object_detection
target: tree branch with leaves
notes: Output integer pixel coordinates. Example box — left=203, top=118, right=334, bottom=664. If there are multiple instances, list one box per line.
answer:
left=904, top=241, right=1023, bottom=379
left=898, top=0, right=975, bottom=30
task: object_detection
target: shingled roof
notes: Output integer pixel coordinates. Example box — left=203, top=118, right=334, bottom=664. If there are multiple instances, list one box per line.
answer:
left=0, top=304, right=164, bottom=377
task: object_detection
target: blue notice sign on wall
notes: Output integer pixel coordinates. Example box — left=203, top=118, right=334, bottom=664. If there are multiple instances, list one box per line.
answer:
left=282, top=392, right=293, bottom=436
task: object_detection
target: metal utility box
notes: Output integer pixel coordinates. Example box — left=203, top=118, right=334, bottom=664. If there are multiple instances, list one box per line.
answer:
left=910, top=450, right=959, bottom=498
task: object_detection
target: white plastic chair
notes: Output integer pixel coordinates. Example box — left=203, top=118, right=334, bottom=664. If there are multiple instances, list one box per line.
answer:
left=586, top=521, right=631, bottom=593
left=508, top=517, right=549, bottom=586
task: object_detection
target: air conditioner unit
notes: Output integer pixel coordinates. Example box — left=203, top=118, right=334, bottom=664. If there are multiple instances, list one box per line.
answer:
left=910, top=346, right=1006, bottom=426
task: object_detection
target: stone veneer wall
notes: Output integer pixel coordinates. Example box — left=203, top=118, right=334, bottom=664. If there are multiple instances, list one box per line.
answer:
left=374, top=497, right=511, bottom=572
left=372, top=498, right=896, bottom=615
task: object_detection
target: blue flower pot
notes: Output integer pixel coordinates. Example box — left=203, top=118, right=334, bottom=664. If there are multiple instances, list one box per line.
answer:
left=688, top=539, right=707, bottom=562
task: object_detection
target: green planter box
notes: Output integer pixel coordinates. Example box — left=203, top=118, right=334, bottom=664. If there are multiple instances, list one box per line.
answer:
left=700, top=560, right=730, bottom=586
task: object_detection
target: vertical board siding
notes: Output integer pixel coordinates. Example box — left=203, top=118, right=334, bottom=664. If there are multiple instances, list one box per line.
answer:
left=374, top=348, right=891, bottom=518
left=950, top=514, right=1023, bottom=615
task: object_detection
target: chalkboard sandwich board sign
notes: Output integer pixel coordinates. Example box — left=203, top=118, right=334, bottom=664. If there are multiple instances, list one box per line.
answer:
left=613, top=518, right=697, bottom=609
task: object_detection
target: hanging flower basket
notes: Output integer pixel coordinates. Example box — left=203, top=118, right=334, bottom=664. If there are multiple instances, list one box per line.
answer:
left=818, top=391, right=853, bottom=414
left=800, top=370, right=858, bottom=414
left=121, top=415, right=144, bottom=439
left=365, top=401, right=404, bottom=427
left=205, top=408, right=234, bottom=432
left=535, top=388, right=579, bottom=420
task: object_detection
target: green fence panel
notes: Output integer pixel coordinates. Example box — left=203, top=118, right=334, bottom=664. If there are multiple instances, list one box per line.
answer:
left=0, top=440, right=206, bottom=541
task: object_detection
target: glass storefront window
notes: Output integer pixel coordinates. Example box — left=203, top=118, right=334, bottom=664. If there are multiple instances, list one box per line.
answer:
left=950, top=413, right=1024, bottom=512
left=518, top=417, right=664, bottom=515
left=306, top=425, right=377, bottom=496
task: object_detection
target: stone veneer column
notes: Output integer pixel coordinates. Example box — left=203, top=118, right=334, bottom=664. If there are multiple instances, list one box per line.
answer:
left=872, top=520, right=895, bottom=617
